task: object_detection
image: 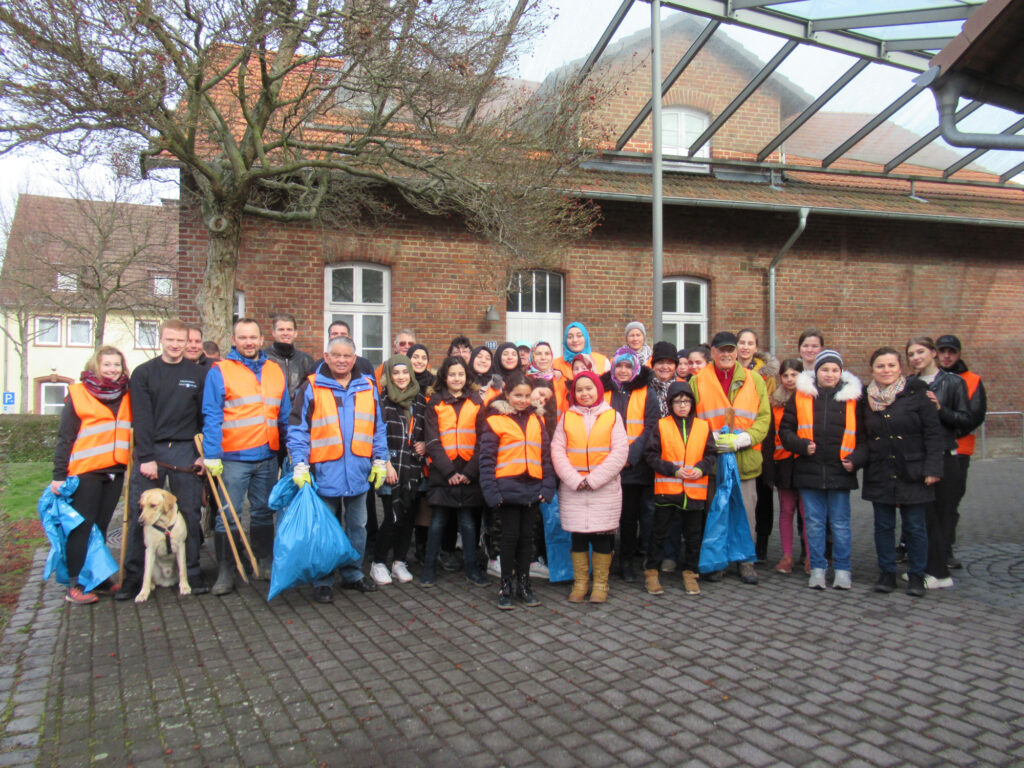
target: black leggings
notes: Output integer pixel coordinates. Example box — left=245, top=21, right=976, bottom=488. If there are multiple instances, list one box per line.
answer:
left=499, top=503, right=537, bottom=579
left=373, top=488, right=417, bottom=564
left=67, top=471, right=124, bottom=586
left=571, top=532, right=614, bottom=554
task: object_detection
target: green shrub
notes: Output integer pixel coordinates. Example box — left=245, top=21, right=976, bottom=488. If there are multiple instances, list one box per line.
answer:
left=0, top=415, right=60, bottom=462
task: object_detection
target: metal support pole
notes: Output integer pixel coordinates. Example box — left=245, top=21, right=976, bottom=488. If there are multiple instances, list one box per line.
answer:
left=651, top=0, right=664, bottom=338
left=768, top=207, right=809, bottom=356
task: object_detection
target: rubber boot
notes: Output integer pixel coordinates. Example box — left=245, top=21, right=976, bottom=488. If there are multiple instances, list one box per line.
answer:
left=589, top=551, right=613, bottom=603
left=211, top=532, right=236, bottom=596
left=644, top=569, right=664, bottom=595
left=567, top=552, right=590, bottom=603
left=250, top=525, right=274, bottom=582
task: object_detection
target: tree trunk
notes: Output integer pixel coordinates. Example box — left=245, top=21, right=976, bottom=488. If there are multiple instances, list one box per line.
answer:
left=94, top=310, right=107, bottom=349
left=17, top=317, right=29, bottom=414
left=196, top=211, right=242, bottom=352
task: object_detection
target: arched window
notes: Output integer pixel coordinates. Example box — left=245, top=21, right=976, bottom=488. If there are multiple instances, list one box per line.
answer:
left=662, top=277, right=708, bottom=349
left=324, top=264, right=390, bottom=366
left=506, top=270, right=564, bottom=355
left=662, top=107, right=710, bottom=172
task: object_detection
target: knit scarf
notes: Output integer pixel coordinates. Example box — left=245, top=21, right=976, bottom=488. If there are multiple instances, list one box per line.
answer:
left=867, top=376, right=906, bottom=412
left=81, top=370, right=128, bottom=402
left=649, top=376, right=671, bottom=418
left=383, top=355, right=420, bottom=420
left=634, top=344, right=652, bottom=366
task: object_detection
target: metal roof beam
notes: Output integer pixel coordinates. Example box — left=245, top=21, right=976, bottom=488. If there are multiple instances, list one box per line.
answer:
left=757, top=59, right=869, bottom=162
left=884, top=100, right=983, bottom=173
left=1000, top=159, right=1024, bottom=184
left=615, top=18, right=719, bottom=151
left=574, top=0, right=636, bottom=86
left=822, top=82, right=928, bottom=167
left=944, top=116, right=1024, bottom=177
left=651, top=0, right=934, bottom=71
left=731, top=0, right=805, bottom=9
left=688, top=38, right=798, bottom=155
left=810, top=6, right=977, bottom=33
left=884, top=37, right=954, bottom=52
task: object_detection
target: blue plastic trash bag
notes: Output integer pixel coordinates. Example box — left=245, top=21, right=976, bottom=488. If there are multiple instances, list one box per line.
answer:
left=267, top=480, right=360, bottom=600
left=539, top=492, right=572, bottom=583
left=38, top=477, right=118, bottom=592
left=698, top=435, right=756, bottom=573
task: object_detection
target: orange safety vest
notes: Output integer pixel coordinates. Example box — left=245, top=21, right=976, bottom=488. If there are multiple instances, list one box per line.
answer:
left=624, top=387, right=647, bottom=446
left=216, top=359, right=286, bottom=453
left=772, top=404, right=793, bottom=460
left=795, top=392, right=857, bottom=460
left=552, top=377, right=568, bottom=414
left=563, top=408, right=616, bottom=476
left=487, top=413, right=543, bottom=479
left=957, top=370, right=981, bottom=456
left=67, top=383, right=132, bottom=475
left=692, top=365, right=763, bottom=447
left=308, top=375, right=377, bottom=464
left=653, top=416, right=710, bottom=499
left=435, top=398, right=481, bottom=461
left=554, top=351, right=610, bottom=380
left=481, top=386, right=501, bottom=406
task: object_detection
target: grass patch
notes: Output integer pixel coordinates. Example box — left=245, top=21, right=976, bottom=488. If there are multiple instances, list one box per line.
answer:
left=1, top=462, right=52, bottom=521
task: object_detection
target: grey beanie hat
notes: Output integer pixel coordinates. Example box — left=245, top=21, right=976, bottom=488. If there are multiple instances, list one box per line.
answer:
left=814, top=349, right=843, bottom=372
left=625, top=321, right=646, bottom=338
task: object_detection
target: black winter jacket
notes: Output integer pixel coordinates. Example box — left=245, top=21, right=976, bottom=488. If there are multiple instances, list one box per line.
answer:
left=909, top=369, right=971, bottom=450
left=477, top=399, right=556, bottom=508
left=779, top=371, right=867, bottom=491
left=943, top=359, right=986, bottom=435
left=861, top=377, right=945, bottom=505
left=600, top=366, right=653, bottom=485
left=264, top=342, right=317, bottom=398
left=423, top=390, right=484, bottom=509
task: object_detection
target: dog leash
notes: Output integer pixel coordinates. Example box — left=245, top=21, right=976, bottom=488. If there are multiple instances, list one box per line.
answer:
left=156, top=460, right=203, bottom=474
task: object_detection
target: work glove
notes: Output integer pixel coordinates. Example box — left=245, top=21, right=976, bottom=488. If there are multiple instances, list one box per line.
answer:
left=293, top=462, right=311, bottom=488
left=368, top=463, right=387, bottom=491
left=714, top=433, right=738, bottom=453
left=203, top=458, right=223, bottom=477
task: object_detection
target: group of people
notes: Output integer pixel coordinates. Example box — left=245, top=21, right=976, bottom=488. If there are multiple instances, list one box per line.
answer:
left=51, top=314, right=986, bottom=608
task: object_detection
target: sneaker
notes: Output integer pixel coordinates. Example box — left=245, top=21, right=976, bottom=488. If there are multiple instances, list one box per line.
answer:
left=65, top=586, right=99, bottom=605
left=529, top=560, right=549, bottom=579
left=832, top=570, right=852, bottom=590
left=773, top=554, right=793, bottom=574
left=391, top=561, right=413, bottom=583
left=808, top=568, right=827, bottom=590
left=924, top=574, right=954, bottom=590
left=874, top=572, right=897, bottom=593
left=370, top=562, right=392, bottom=585
left=947, top=555, right=963, bottom=570
left=419, top=578, right=436, bottom=589
left=660, top=559, right=677, bottom=573
left=313, top=586, right=333, bottom=604
left=340, top=576, right=378, bottom=593
left=900, top=572, right=909, bottom=582
left=907, top=573, right=926, bottom=597
left=682, top=570, right=701, bottom=595
left=487, top=557, right=501, bottom=577
left=466, top=572, right=490, bottom=587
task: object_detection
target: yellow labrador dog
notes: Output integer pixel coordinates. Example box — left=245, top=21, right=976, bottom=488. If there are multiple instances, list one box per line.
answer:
left=136, top=488, right=191, bottom=603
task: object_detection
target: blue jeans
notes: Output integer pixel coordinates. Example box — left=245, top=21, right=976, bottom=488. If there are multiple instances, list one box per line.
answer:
left=216, top=457, right=278, bottom=532
left=874, top=502, right=927, bottom=576
left=423, top=506, right=479, bottom=582
left=799, top=489, right=851, bottom=571
left=314, top=492, right=369, bottom=586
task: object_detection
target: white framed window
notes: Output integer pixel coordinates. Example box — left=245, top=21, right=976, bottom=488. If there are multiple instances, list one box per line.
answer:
left=33, top=316, right=61, bottom=346
left=41, top=382, right=68, bottom=415
left=662, top=277, right=708, bottom=350
left=233, top=290, right=246, bottom=323
left=662, top=107, right=710, bottom=172
left=506, top=270, right=564, bottom=356
left=153, top=276, right=174, bottom=297
left=324, top=264, right=390, bottom=367
left=135, top=320, right=159, bottom=350
left=56, top=272, right=78, bottom=292
left=67, top=317, right=94, bottom=347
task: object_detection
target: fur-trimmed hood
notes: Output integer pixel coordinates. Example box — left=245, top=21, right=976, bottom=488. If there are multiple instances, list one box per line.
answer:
left=485, top=397, right=545, bottom=419
left=770, top=385, right=794, bottom=409
left=796, top=370, right=862, bottom=401
left=752, top=351, right=780, bottom=380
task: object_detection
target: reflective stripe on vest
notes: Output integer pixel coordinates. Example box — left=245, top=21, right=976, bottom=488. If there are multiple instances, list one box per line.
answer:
left=563, top=409, right=615, bottom=476
left=653, top=416, right=710, bottom=499
left=67, top=383, right=132, bottom=475
left=957, top=370, right=981, bottom=456
left=487, top=413, right=543, bottom=479
left=692, top=365, right=762, bottom=441
left=772, top=404, right=793, bottom=460
left=216, top=359, right=285, bottom=453
left=625, top=387, right=647, bottom=445
left=436, top=399, right=480, bottom=461
left=308, top=374, right=376, bottom=463
left=795, top=392, right=857, bottom=460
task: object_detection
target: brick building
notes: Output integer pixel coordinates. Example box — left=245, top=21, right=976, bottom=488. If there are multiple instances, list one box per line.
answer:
left=174, top=13, right=1024, bottom=422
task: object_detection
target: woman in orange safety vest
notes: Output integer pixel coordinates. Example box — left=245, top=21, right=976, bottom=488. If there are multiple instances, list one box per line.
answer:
left=50, top=346, right=132, bottom=605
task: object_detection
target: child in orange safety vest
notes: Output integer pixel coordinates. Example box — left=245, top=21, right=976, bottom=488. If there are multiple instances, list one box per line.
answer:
left=643, top=381, right=717, bottom=597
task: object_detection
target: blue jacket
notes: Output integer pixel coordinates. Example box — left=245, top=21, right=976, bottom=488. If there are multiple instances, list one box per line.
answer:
left=287, top=363, right=388, bottom=498
left=202, top=348, right=291, bottom=462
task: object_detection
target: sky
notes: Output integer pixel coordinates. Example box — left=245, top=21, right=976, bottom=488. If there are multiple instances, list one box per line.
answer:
left=1, top=0, right=1020, bottom=221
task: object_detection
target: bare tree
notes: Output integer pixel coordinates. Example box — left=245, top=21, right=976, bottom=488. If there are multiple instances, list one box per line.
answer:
left=0, top=0, right=613, bottom=345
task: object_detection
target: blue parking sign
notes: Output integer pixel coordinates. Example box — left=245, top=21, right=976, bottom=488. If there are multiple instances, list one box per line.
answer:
left=2, top=392, right=13, bottom=407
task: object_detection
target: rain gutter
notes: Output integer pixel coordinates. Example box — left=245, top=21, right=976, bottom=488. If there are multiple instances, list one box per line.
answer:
left=769, top=207, right=808, bottom=357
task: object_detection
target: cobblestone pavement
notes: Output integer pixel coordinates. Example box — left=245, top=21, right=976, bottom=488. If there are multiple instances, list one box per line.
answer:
left=3, top=460, right=1022, bottom=768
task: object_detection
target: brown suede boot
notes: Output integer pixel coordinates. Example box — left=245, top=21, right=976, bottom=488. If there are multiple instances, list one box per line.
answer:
left=644, top=569, right=664, bottom=595
left=568, top=552, right=590, bottom=603
left=589, top=551, right=613, bottom=603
